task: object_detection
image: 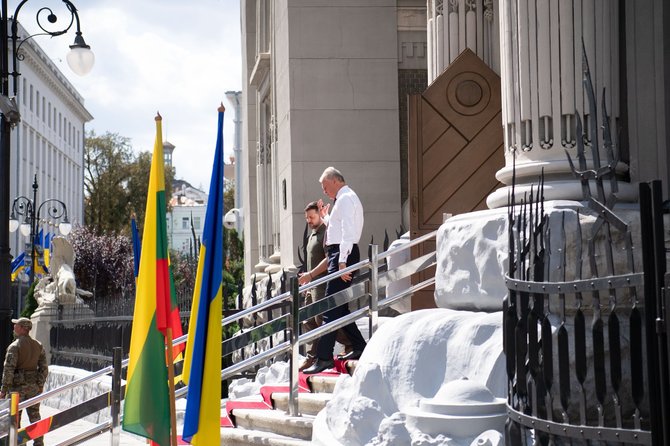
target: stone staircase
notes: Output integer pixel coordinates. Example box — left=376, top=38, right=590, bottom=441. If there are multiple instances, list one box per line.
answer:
left=219, top=369, right=347, bottom=445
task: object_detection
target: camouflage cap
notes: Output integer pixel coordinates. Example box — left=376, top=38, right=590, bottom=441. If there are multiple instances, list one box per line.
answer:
left=11, top=317, right=32, bottom=330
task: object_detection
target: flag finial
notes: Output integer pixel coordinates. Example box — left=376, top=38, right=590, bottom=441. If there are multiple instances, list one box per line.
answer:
left=218, top=102, right=225, bottom=113
left=155, top=112, right=162, bottom=121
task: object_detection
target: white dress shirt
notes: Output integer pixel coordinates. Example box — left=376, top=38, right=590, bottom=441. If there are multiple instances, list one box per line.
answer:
left=324, top=185, right=364, bottom=264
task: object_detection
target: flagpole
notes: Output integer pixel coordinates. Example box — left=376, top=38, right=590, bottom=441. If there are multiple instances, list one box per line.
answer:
left=166, top=327, right=178, bottom=446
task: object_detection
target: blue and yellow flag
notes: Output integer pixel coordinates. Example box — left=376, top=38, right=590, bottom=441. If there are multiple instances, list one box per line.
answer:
left=33, top=229, right=48, bottom=277
left=11, top=252, right=26, bottom=281
left=44, top=232, right=52, bottom=269
left=182, top=105, right=224, bottom=445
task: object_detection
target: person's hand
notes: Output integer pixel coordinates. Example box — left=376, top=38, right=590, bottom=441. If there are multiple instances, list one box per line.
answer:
left=298, top=272, right=312, bottom=286
left=318, top=199, right=330, bottom=218
left=339, top=262, right=351, bottom=282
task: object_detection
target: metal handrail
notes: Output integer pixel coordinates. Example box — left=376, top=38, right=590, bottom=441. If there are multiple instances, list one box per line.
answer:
left=2, top=230, right=438, bottom=445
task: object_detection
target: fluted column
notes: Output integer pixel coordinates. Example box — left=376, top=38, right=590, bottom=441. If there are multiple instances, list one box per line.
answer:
left=487, top=0, right=635, bottom=208
left=427, top=0, right=500, bottom=82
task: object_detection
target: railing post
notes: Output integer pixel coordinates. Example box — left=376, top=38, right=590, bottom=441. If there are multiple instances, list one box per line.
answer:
left=368, top=244, right=379, bottom=338
left=8, top=392, right=18, bottom=446
left=288, top=277, right=300, bottom=417
left=110, top=347, right=122, bottom=446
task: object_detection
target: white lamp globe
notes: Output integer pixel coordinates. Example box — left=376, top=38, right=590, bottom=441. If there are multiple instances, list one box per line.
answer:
left=19, top=222, right=30, bottom=237
left=59, top=221, right=72, bottom=236
left=67, top=33, right=95, bottom=76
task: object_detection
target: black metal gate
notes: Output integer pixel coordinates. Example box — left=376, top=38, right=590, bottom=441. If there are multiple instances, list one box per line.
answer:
left=503, top=178, right=670, bottom=445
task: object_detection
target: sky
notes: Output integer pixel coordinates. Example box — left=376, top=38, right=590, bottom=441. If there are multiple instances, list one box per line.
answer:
left=20, top=0, right=242, bottom=192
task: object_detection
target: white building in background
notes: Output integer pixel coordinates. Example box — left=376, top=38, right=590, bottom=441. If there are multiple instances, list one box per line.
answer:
left=167, top=179, right=208, bottom=255
left=9, top=22, right=93, bottom=258
left=164, top=137, right=236, bottom=254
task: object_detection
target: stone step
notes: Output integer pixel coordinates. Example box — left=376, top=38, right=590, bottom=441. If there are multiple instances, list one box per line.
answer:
left=271, top=391, right=331, bottom=415
left=231, top=408, right=314, bottom=440
left=306, top=374, right=339, bottom=393
left=220, top=427, right=312, bottom=446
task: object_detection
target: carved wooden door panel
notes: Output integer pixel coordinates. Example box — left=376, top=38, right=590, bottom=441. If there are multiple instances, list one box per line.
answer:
left=408, top=48, right=504, bottom=310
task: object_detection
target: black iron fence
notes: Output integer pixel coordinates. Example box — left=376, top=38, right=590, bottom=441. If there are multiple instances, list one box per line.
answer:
left=49, top=288, right=197, bottom=371
left=502, top=178, right=670, bottom=444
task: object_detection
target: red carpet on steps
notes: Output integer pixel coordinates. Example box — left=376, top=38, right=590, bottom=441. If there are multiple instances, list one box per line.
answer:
left=220, top=358, right=348, bottom=427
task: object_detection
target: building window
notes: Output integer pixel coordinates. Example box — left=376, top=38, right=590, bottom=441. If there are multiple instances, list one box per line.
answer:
left=193, top=216, right=201, bottom=230
left=182, top=217, right=189, bottom=229
left=36, top=91, right=40, bottom=117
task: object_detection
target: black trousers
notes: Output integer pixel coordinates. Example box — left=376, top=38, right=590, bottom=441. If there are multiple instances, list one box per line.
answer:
left=316, top=244, right=367, bottom=360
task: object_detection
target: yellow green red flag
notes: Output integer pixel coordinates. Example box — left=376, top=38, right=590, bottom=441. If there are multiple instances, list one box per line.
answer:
left=122, top=115, right=173, bottom=446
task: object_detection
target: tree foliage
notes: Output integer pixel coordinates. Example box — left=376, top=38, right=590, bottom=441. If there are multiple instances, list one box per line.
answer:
left=69, top=226, right=135, bottom=297
left=84, top=131, right=133, bottom=233
left=84, top=131, right=174, bottom=234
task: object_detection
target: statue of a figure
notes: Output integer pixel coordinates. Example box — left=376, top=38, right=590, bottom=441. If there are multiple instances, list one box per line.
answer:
left=33, top=236, right=91, bottom=310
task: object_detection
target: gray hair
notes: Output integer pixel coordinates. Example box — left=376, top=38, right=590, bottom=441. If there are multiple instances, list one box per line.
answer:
left=319, top=166, right=345, bottom=183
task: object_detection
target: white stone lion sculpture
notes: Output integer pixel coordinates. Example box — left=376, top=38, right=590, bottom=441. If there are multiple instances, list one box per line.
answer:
left=34, top=236, right=81, bottom=307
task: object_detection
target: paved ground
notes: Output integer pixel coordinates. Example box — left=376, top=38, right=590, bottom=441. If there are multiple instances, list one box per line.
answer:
left=20, top=405, right=147, bottom=445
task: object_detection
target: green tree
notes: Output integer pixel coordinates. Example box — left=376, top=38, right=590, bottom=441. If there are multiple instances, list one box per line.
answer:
left=84, top=131, right=133, bottom=233
left=126, top=151, right=174, bottom=229
left=224, top=178, right=235, bottom=213
left=84, top=131, right=174, bottom=234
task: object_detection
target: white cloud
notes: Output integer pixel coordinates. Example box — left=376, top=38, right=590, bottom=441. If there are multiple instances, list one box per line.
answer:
left=19, top=0, right=242, bottom=191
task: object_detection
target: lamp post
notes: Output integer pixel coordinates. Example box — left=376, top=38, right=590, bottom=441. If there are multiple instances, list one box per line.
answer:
left=9, top=174, right=71, bottom=285
left=0, top=0, right=93, bottom=372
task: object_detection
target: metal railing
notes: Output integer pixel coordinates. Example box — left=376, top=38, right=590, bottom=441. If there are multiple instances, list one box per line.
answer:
left=0, top=230, right=437, bottom=445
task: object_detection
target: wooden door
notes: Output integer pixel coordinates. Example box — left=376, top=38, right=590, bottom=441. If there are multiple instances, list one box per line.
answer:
left=408, top=48, right=504, bottom=310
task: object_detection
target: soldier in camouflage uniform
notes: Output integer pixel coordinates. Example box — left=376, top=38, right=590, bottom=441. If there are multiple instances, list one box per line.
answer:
left=0, top=317, right=48, bottom=446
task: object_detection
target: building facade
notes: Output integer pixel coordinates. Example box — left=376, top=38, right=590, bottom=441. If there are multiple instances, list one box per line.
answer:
left=240, top=0, right=427, bottom=282
left=9, top=23, right=93, bottom=258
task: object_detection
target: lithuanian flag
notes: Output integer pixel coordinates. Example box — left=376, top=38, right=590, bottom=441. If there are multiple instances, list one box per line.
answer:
left=182, top=105, right=224, bottom=445
left=122, top=114, right=173, bottom=446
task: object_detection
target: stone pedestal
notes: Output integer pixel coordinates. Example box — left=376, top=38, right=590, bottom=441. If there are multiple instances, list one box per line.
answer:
left=30, top=303, right=58, bottom=364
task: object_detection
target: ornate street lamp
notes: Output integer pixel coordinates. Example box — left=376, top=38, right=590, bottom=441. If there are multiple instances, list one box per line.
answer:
left=9, top=174, right=71, bottom=285
left=0, top=0, right=93, bottom=373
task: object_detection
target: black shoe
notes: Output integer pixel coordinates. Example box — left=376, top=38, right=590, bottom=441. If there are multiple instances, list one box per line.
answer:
left=337, top=350, right=363, bottom=361
left=302, top=358, right=334, bottom=374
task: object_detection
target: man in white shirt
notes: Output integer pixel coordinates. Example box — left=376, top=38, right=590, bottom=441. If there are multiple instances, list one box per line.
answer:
left=302, top=167, right=367, bottom=374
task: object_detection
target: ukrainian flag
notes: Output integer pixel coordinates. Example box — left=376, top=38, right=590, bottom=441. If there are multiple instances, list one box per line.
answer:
left=11, top=252, right=26, bottom=281
left=33, top=229, right=48, bottom=277
left=182, top=105, right=224, bottom=445
left=43, top=232, right=52, bottom=269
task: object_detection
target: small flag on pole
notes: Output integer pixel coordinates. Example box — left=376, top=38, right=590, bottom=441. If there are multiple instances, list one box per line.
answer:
left=43, top=232, right=52, bottom=269
left=10, top=252, right=26, bottom=282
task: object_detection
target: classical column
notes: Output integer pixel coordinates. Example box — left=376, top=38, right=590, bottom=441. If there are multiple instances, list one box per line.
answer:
left=487, top=0, right=635, bottom=208
left=427, top=0, right=500, bottom=82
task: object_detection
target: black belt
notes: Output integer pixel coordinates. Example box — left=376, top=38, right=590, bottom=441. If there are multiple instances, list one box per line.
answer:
left=326, top=243, right=358, bottom=248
